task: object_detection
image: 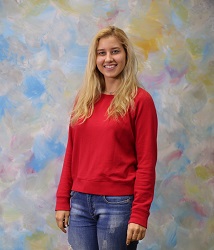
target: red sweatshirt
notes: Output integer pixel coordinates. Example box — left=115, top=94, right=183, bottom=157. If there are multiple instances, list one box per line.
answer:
left=56, top=87, right=158, bottom=228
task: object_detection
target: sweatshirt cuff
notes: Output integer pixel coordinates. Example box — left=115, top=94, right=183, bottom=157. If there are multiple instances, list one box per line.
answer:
left=55, top=197, right=71, bottom=211
left=128, top=210, right=150, bottom=228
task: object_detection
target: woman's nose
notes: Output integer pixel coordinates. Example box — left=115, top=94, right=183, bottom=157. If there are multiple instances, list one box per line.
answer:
left=105, top=52, right=113, bottom=62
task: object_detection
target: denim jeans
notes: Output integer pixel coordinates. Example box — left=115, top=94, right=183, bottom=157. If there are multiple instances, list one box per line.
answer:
left=68, top=191, right=138, bottom=250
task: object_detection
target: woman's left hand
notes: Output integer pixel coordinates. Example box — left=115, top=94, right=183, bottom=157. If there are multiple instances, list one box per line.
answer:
left=126, top=223, right=146, bottom=245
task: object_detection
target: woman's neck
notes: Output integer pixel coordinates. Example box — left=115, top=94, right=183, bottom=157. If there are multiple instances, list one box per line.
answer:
left=104, top=78, right=121, bottom=94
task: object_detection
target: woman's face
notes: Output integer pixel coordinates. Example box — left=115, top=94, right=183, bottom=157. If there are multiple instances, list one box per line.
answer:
left=96, top=36, right=126, bottom=82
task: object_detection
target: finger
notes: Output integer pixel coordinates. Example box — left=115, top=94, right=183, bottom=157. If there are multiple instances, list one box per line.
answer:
left=56, top=217, right=67, bottom=233
left=126, top=228, right=133, bottom=245
left=64, top=214, right=69, bottom=228
left=59, top=220, right=67, bottom=233
left=131, top=232, right=139, bottom=241
left=136, top=231, right=146, bottom=241
left=136, top=233, right=143, bottom=241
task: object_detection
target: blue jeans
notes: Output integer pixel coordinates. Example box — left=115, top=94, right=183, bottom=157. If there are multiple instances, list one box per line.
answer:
left=68, top=191, right=138, bottom=250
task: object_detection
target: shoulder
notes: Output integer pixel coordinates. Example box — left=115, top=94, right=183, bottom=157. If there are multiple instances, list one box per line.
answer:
left=132, top=87, right=157, bottom=122
left=134, top=87, right=155, bottom=106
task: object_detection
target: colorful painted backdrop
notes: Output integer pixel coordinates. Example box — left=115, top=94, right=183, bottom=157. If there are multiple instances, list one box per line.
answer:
left=0, top=0, right=213, bottom=249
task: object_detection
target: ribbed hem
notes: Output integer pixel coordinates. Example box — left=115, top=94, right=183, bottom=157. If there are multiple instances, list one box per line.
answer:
left=55, top=197, right=71, bottom=211
left=72, top=178, right=135, bottom=196
left=128, top=210, right=149, bottom=228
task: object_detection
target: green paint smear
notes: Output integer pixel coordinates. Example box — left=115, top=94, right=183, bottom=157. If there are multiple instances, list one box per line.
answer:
left=186, top=38, right=204, bottom=58
left=51, top=0, right=75, bottom=13
left=19, top=0, right=50, bottom=16
left=26, top=232, right=50, bottom=250
left=170, top=0, right=188, bottom=22
left=185, top=62, right=214, bottom=93
left=195, top=166, right=213, bottom=180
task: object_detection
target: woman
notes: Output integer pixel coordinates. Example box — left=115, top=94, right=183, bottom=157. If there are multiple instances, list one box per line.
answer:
left=55, top=26, right=158, bottom=250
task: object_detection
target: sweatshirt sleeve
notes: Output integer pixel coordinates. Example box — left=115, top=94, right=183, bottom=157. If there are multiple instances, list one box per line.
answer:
left=129, top=91, right=158, bottom=228
left=55, top=125, right=73, bottom=211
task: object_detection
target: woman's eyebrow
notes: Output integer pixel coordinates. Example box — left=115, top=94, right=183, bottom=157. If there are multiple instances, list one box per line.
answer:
left=97, top=47, right=121, bottom=51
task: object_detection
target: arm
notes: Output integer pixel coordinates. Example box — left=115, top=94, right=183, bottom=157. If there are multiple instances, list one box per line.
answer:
left=127, top=91, right=158, bottom=243
left=55, top=126, right=73, bottom=232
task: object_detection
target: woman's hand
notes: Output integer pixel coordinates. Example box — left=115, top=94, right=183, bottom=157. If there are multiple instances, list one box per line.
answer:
left=126, top=223, right=146, bottom=245
left=55, top=210, right=70, bottom=233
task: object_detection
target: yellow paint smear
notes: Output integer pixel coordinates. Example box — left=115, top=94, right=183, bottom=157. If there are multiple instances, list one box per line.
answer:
left=46, top=214, right=59, bottom=230
left=197, top=72, right=214, bottom=95
left=26, top=232, right=50, bottom=250
left=207, top=217, right=214, bottom=235
left=20, top=0, right=49, bottom=16
left=146, top=0, right=171, bottom=24
left=52, top=0, right=92, bottom=14
left=131, top=15, right=163, bottom=40
left=186, top=38, right=204, bottom=59
left=130, top=1, right=167, bottom=58
left=185, top=182, right=200, bottom=195
left=195, top=165, right=213, bottom=180
left=169, top=0, right=188, bottom=22
left=51, top=0, right=75, bottom=13
left=186, top=60, right=214, bottom=94
left=184, top=180, right=206, bottom=203
left=3, top=207, right=22, bottom=223
left=134, top=39, right=159, bottom=59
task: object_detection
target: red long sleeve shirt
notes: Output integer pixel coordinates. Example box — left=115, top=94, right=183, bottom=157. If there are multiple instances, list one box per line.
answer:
left=56, top=87, right=158, bottom=228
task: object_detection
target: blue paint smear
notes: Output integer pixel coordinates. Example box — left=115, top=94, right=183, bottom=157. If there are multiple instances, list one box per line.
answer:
left=145, top=243, right=161, bottom=250
left=28, top=135, right=65, bottom=172
left=9, top=52, right=18, bottom=65
left=203, top=41, right=214, bottom=61
left=24, top=75, right=45, bottom=99
left=0, top=225, right=31, bottom=250
left=171, top=11, right=183, bottom=30
left=0, top=95, right=13, bottom=119
left=37, top=69, right=51, bottom=79
left=70, top=43, right=88, bottom=58
left=2, top=20, right=14, bottom=38
left=62, top=29, right=88, bottom=72
left=13, top=236, right=25, bottom=250
left=43, top=43, right=51, bottom=62
left=173, top=200, right=206, bottom=224
left=65, top=56, right=87, bottom=73
left=37, top=5, right=56, bottom=21
left=149, top=90, right=162, bottom=120
left=93, top=0, right=127, bottom=17
left=206, top=125, right=214, bottom=135
left=0, top=35, right=9, bottom=61
left=176, top=132, right=189, bottom=151
left=151, top=194, right=164, bottom=212
left=165, top=222, right=177, bottom=248
left=20, top=55, right=25, bottom=62
left=68, top=43, right=88, bottom=72
left=0, top=226, right=4, bottom=249
left=178, top=155, right=191, bottom=172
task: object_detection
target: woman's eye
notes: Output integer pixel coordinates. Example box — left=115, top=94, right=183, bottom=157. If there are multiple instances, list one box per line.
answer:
left=98, top=51, right=105, bottom=55
left=112, top=50, right=119, bottom=54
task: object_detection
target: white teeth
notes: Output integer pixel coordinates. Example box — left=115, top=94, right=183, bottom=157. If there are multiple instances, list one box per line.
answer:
left=105, top=65, right=116, bottom=68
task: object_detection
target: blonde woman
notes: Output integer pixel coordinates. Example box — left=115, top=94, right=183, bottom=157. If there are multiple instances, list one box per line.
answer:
left=55, top=26, right=158, bottom=250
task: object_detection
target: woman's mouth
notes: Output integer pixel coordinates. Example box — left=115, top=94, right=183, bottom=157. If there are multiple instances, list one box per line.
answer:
left=104, top=64, right=117, bottom=69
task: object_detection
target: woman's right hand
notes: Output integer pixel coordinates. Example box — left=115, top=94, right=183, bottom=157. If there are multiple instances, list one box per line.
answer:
left=55, top=210, right=70, bottom=233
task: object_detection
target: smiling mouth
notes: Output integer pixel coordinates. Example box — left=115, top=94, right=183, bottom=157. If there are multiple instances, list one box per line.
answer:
left=104, top=64, right=117, bottom=69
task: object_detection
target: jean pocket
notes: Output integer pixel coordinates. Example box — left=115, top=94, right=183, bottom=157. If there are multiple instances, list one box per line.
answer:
left=70, top=190, right=77, bottom=199
left=103, top=195, right=133, bottom=204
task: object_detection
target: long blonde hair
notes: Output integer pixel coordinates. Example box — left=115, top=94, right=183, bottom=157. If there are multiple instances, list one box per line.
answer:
left=70, top=26, right=139, bottom=125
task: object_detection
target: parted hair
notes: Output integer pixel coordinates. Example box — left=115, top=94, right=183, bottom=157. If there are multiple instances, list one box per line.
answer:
left=70, top=26, right=139, bottom=125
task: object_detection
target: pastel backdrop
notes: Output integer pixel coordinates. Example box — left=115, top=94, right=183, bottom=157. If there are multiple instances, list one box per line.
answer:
left=0, top=0, right=213, bottom=249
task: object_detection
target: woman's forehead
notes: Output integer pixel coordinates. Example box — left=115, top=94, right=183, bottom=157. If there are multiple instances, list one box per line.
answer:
left=97, top=36, right=123, bottom=49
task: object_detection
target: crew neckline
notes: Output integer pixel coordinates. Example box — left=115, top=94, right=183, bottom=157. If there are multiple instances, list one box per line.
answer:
left=101, top=93, right=115, bottom=96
